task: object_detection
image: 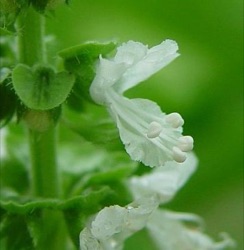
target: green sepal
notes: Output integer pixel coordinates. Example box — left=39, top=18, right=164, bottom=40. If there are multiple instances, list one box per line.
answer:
left=58, top=41, right=117, bottom=109
left=63, top=105, right=120, bottom=147
left=12, top=64, right=75, bottom=110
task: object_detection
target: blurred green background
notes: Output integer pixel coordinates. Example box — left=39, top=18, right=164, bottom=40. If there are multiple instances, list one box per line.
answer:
left=47, top=0, right=243, bottom=249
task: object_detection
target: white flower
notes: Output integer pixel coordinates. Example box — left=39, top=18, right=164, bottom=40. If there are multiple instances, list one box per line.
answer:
left=147, top=210, right=235, bottom=250
left=129, top=152, right=198, bottom=203
left=90, top=40, right=194, bottom=167
left=80, top=196, right=158, bottom=250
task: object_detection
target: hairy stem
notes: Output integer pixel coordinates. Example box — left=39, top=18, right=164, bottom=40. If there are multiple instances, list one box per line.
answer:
left=17, top=7, right=46, bottom=66
left=28, top=128, right=59, bottom=197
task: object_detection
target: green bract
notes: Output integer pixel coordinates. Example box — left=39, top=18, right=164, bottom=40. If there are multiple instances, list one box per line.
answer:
left=58, top=41, right=117, bottom=109
left=12, top=64, right=75, bottom=110
left=58, top=41, right=116, bottom=61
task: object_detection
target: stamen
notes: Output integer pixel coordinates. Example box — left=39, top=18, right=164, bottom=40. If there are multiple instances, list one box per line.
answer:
left=165, top=112, right=184, bottom=128
left=172, top=146, right=187, bottom=163
left=147, top=121, right=162, bottom=138
left=178, top=136, right=194, bottom=152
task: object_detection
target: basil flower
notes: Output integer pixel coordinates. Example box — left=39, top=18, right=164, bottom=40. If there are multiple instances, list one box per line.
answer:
left=90, top=40, right=193, bottom=167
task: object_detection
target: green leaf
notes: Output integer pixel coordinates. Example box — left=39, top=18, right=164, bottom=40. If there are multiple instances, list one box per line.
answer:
left=0, top=187, right=113, bottom=249
left=12, top=64, right=75, bottom=110
left=0, top=187, right=111, bottom=214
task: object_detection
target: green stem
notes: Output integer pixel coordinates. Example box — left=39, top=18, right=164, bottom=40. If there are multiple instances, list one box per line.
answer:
left=17, top=7, right=45, bottom=65
left=16, top=7, right=66, bottom=250
left=28, top=128, right=59, bottom=197
left=17, top=8, right=59, bottom=198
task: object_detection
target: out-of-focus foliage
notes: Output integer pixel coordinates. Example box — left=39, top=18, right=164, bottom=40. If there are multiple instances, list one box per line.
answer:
left=0, top=120, right=136, bottom=249
left=46, top=0, right=243, bottom=249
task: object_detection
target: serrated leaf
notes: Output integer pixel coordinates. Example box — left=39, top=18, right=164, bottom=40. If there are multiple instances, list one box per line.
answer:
left=12, top=64, right=75, bottom=110
left=0, top=187, right=113, bottom=249
left=0, top=187, right=112, bottom=217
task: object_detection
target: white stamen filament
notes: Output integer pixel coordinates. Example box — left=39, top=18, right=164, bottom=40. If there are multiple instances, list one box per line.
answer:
left=107, top=89, right=192, bottom=164
left=109, top=94, right=174, bottom=156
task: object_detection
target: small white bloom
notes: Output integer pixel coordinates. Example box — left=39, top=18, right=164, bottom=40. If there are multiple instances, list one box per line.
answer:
left=147, top=210, right=236, bottom=250
left=90, top=40, right=194, bottom=167
left=80, top=196, right=158, bottom=250
left=129, top=152, right=198, bottom=203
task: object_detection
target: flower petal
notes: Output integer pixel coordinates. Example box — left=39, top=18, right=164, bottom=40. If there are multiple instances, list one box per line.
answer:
left=114, top=39, right=179, bottom=94
left=129, top=153, right=198, bottom=203
left=107, top=90, right=191, bottom=167
left=80, top=197, right=158, bottom=250
left=79, top=228, right=102, bottom=250
left=147, top=210, right=236, bottom=250
left=90, top=57, right=127, bottom=105
left=114, top=40, right=148, bottom=65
